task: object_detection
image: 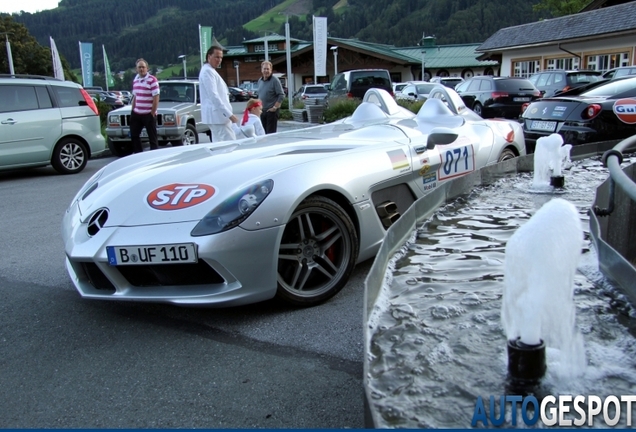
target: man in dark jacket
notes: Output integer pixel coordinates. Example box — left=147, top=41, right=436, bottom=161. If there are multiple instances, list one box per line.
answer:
left=257, top=61, right=285, bottom=134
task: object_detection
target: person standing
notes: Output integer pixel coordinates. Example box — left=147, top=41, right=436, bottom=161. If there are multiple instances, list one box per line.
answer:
left=199, top=46, right=238, bottom=142
left=130, top=58, right=160, bottom=153
left=257, top=61, right=284, bottom=134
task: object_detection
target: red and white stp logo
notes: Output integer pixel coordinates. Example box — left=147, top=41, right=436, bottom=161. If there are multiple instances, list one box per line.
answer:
left=147, top=184, right=215, bottom=210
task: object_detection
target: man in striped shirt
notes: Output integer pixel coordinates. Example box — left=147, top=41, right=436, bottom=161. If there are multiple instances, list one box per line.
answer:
left=130, top=58, right=160, bottom=153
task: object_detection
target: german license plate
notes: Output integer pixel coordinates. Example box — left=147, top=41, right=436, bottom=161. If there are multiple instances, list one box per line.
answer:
left=514, top=97, right=530, bottom=102
left=107, top=243, right=197, bottom=266
left=530, top=120, right=556, bottom=131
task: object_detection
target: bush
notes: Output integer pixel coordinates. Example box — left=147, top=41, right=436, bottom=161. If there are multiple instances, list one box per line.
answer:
left=94, top=99, right=112, bottom=127
left=322, top=98, right=361, bottom=123
left=279, top=109, right=293, bottom=120
left=396, top=98, right=425, bottom=114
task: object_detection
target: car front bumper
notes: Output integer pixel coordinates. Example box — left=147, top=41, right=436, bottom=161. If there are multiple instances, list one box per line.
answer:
left=106, top=125, right=185, bottom=142
left=62, top=202, right=284, bottom=306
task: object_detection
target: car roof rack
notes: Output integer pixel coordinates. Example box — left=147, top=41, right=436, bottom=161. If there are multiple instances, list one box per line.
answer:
left=162, top=77, right=199, bottom=81
left=0, top=74, right=61, bottom=80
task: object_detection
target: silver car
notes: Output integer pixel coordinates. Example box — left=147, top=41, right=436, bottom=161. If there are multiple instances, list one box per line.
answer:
left=62, top=87, right=525, bottom=307
left=0, top=75, right=106, bottom=174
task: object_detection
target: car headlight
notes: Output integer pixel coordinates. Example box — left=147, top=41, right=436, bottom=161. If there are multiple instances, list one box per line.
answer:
left=191, top=179, right=274, bottom=236
left=67, top=167, right=105, bottom=209
left=163, top=114, right=177, bottom=126
left=108, top=114, right=120, bottom=125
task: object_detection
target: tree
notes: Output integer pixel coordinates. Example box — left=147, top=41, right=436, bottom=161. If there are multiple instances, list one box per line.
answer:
left=532, top=0, right=588, bottom=16
left=0, top=15, right=76, bottom=80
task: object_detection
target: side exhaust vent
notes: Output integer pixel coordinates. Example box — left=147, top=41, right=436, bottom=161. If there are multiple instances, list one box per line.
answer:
left=376, top=201, right=400, bottom=228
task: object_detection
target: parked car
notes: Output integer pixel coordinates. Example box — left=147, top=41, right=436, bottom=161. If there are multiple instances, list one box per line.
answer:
left=602, top=66, right=636, bottom=80
left=120, top=90, right=133, bottom=104
left=105, top=79, right=209, bottom=157
left=454, top=76, right=541, bottom=118
left=239, top=82, right=258, bottom=98
left=293, top=84, right=329, bottom=104
left=429, top=76, right=464, bottom=89
left=393, top=82, right=408, bottom=94
left=92, top=91, right=125, bottom=111
left=528, top=69, right=602, bottom=97
left=396, top=82, right=439, bottom=102
left=228, top=87, right=250, bottom=102
left=0, top=74, right=106, bottom=174
left=62, top=87, right=525, bottom=308
left=520, top=75, right=636, bottom=152
left=326, top=69, right=393, bottom=106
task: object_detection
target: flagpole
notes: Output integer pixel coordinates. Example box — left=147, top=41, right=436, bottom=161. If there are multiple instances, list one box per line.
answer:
left=78, top=41, right=84, bottom=86
left=199, top=24, right=203, bottom=67
left=102, top=45, right=108, bottom=91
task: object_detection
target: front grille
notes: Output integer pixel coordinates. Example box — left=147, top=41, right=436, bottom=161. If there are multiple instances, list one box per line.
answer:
left=116, top=261, right=224, bottom=287
left=82, top=262, right=116, bottom=292
left=119, top=114, right=163, bottom=126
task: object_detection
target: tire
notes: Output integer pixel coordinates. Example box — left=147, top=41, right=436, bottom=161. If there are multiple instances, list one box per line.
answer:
left=472, top=102, right=483, bottom=117
left=276, top=196, right=359, bottom=306
left=171, top=123, right=199, bottom=146
left=107, top=138, right=133, bottom=157
left=230, top=94, right=236, bottom=102
left=497, top=148, right=516, bottom=162
left=51, top=138, right=88, bottom=174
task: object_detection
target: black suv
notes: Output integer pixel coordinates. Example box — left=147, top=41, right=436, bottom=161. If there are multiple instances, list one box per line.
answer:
left=528, top=70, right=601, bottom=97
left=454, top=76, right=541, bottom=119
left=326, top=69, right=393, bottom=105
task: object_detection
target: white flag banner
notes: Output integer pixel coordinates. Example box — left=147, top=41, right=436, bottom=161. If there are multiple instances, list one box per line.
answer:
left=313, top=16, right=328, bottom=77
left=50, top=36, right=64, bottom=80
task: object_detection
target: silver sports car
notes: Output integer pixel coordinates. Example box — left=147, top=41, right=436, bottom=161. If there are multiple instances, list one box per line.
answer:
left=62, top=87, right=525, bottom=307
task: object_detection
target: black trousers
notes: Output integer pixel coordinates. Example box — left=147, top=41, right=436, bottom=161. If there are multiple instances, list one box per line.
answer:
left=261, top=110, right=279, bottom=134
left=130, top=112, right=158, bottom=153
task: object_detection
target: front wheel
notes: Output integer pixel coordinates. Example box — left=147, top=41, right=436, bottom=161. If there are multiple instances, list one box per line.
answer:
left=171, top=124, right=198, bottom=146
left=51, top=138, right=88, bottom=174
left=276, top=196, right=359, bottom=306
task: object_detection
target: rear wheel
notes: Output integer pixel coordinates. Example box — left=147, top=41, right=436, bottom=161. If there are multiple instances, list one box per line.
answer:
left=497, top=148, right=516, bottom=162
left=171, top=124, right=198, bottom=146
left=472, top=102, right=483, bottom=117
left=276, top=196, right=359, bottom=306
left=107, top=139, right=133, bottom=157
left=51, top=138, right=88, bottom=174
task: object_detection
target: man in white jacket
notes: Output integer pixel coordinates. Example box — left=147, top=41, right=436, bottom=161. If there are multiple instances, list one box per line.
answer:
left=199, top=46, right=238, bottom=142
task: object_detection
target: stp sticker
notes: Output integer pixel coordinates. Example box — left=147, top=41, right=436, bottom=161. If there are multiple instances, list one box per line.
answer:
left=613, top=98, right=636, bottom=124
left=147, top=184, right=215, bottom=210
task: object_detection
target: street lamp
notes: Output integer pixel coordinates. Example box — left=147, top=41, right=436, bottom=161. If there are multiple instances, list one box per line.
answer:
left=421, top=49, right=426, bottom=81
left=178, top=54, right=187, bottom=79
left=1, top=32, right=15, bottom=75
left=331, top=46, right=338, bottom=76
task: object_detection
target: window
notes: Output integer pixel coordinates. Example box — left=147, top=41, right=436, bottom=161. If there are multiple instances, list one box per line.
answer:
left=52, top=86, right=82, bottom=108
left=513, top=60, right=540, bottom=78
left=0, top=85, right=39, bottom=112
left=586, top=52, right=630, bottom=73
left=546, top=57, right=580, bottom=70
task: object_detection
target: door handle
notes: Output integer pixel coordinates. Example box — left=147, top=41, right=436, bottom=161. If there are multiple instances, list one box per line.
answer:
left=1, top=119, right=17, bottom=125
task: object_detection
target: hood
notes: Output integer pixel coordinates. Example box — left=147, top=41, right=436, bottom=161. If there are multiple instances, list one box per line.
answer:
left=78, top=124, right=411, bottom=227
left=109, top=101, right=195, bottom=115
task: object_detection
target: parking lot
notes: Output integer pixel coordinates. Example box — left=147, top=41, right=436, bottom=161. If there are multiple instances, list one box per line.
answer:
left=0, top=134, right=366, bottom=428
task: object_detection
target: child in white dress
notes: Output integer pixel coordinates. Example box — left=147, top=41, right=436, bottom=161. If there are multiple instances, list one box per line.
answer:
left=233, top=99, right=266, bottom=137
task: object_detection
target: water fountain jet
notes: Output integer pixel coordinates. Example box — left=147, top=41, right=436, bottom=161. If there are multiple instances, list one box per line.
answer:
left=532, top=134, right=571, bottom=189
left=502, top=197, right=585, bottom=392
